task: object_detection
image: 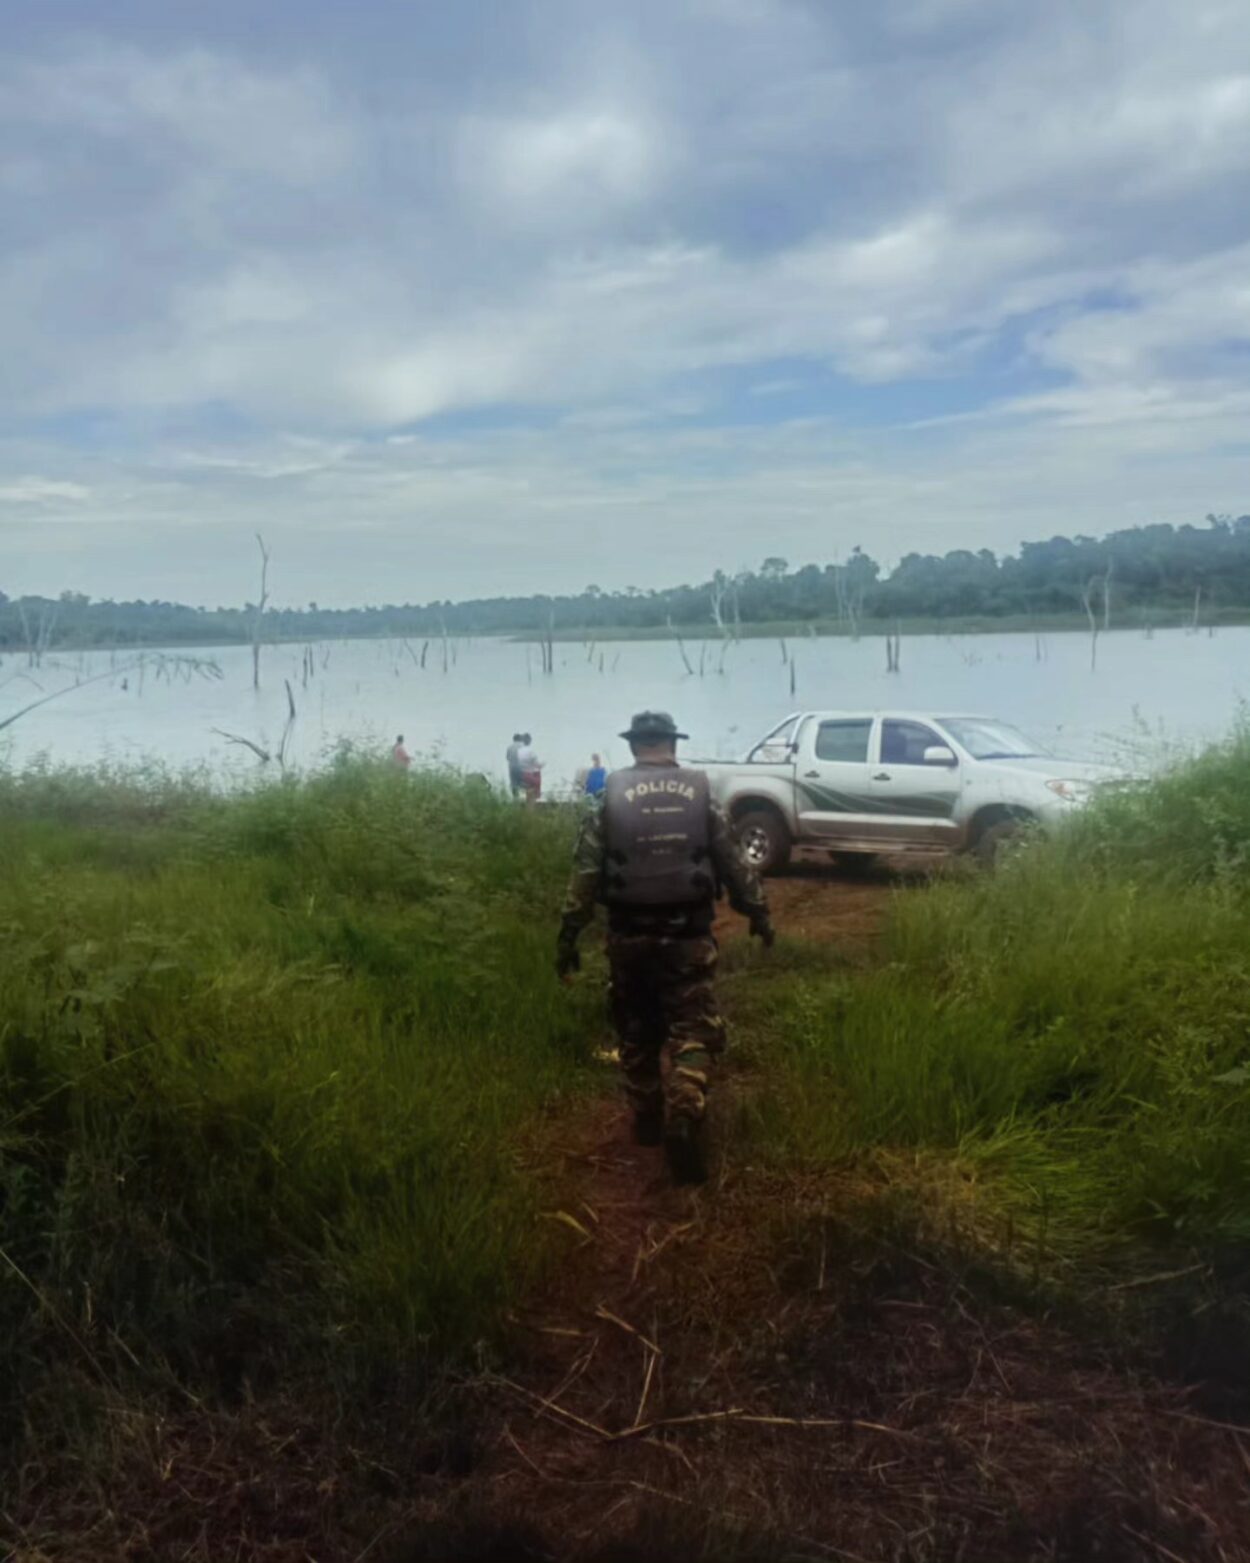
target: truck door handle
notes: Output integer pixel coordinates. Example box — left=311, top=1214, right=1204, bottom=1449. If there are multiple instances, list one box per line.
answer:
left=874, top=771, right=891, bottom=781
left=803, top=770, right=820, bottom=778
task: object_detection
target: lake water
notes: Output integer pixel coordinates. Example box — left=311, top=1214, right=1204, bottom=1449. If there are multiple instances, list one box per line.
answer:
left=2, top=627, right=1246, bottom=790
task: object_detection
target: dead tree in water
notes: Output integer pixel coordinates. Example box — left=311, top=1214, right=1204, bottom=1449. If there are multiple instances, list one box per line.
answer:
left=885, top=625, right=902, bottom=673
left=16, top=599, right=59, bottom=669
left=1, top=653, right=220, bottom=734
left=668, top=617, right=695, bottom=676
left=251, top=533, right=270, bottom=691
left=710, top=572, right=729, bottom=636
left=277, top=680, right=298, bottom=770
left=710, top=570, right=742, bottom=643
left=1081, top=576, right=1101, bottom=671
left=213, top=679, right=298, bottom=771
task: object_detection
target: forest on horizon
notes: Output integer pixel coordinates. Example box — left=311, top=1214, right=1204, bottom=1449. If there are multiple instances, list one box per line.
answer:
left=3, top=513, right=1248, bottom=652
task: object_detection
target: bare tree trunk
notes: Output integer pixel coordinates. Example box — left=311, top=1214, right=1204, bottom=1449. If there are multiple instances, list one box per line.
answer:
left=1, top=653, right=220, bottom=734
left=212, top=727, right=272, bottom=763
left=1082, top=577, right=1100, bottom=671
left=885, top=625, right=901, bottom=673
left=16, top=600, right=59, bottom=668
left=1103, top=557, right=1114, bottom=633
left=668, top=617, right=694, bottom=676
left=16, top=601, right=31, bottom=666
left=252, top=533, right=270, bottom=691
left=710, top=574, right=727, bottom=636
left=1191, top=585, right=1203, bottom=633
left=37, top=602, right=58, bottom=666
left=276, top=679, right=297, bottom=772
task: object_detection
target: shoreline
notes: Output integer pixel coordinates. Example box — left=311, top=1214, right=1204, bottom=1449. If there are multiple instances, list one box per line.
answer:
left=3, top=608, right=1244, bottom=658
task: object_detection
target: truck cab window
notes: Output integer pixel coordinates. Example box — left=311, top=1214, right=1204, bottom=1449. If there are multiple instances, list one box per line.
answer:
left=814, top=719, right=872, bottom=763
left=881, top=719, right=944, bottom=765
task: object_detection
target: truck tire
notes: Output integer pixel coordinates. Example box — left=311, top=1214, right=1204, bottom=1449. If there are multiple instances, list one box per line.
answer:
left=736, top=808, right=792, bottom=876
left=975, top=818, right=1023, bottom=868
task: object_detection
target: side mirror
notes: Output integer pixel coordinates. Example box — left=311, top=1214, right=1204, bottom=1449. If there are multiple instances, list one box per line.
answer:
left=924, top=745, right=957, bottom=767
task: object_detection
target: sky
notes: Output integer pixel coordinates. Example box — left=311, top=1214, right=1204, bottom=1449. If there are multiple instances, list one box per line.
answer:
left=2, top=0, right=1249, bottom=608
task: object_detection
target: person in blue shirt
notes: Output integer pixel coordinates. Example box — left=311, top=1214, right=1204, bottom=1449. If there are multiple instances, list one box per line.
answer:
left=584, top=753, right=607, bottom=797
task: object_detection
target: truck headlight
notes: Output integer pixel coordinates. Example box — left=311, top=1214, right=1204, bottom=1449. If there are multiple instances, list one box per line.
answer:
left=1045, top=778, right=1094, bottom=803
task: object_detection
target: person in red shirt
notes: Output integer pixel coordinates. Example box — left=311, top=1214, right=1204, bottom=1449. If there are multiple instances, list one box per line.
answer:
left=392, top=734, right=412, bottom=769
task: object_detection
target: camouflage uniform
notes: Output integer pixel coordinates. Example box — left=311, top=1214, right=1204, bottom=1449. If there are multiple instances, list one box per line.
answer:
left=559, top=762, right=769, bottom=1125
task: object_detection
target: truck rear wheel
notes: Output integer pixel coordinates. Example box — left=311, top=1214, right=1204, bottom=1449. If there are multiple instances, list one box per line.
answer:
left=736, top=809, right=792, bottom=876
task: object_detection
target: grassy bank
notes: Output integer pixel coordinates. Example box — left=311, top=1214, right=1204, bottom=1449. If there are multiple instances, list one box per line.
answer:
left=746, top=729, right=1250, bottom=1289
left=6, top=741, right=1250, bottom=1555
left=0, top=758, right=598, bottom=1440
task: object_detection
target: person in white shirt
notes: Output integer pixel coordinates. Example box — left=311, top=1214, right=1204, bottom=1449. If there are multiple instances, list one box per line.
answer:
left=516, top=733, right=542, bottom=802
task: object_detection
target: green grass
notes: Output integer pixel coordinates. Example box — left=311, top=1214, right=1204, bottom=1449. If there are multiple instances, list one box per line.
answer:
left=0, top=756, right=600, bottom=1436
left=748, top=727, right=1250, bottom=1273
left=6, top=732, right=1250, bottom=1476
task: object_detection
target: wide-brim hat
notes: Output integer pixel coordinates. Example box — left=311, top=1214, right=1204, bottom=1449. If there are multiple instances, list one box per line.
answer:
left=619, top=710, right=689, bottom=742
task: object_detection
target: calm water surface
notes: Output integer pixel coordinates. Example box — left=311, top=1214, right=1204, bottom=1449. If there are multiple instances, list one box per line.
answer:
left=2, top=628, right=1246, bottom=790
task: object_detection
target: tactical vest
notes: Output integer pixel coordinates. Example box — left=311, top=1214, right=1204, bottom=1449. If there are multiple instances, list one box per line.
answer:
left=601, top=765, right=715, bottom=907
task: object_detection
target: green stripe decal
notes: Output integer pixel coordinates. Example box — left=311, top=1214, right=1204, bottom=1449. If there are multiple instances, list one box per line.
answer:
left=798, top=781, right=955, bottom=819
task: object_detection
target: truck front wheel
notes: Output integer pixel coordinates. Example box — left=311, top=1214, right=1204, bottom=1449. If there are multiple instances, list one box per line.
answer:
left=736, top=808, right=792, bottom=876
left=974, top=816, right=1031, bottom=868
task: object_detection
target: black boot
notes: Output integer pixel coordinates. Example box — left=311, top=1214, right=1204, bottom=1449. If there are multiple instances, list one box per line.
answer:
left=632, top=1105, right=664, bottom=1146
left=664, top=1116, right=707, bottom=1185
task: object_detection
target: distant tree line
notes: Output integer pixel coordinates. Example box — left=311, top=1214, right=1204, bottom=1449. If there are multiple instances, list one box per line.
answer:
left=2, top=514, right=1247, bottom=653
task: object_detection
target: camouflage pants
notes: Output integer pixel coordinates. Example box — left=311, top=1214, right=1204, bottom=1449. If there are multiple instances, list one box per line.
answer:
left=606, top=933, right=726, bottom=1123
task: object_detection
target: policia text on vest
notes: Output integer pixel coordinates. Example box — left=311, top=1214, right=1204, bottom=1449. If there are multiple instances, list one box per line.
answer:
left=602, top=768, right=716, bottom=907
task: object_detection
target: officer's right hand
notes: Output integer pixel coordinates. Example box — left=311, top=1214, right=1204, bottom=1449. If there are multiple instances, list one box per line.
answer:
left=750, top=914, right=776, bottom=949
left=556, top=942, right=581, bottom=982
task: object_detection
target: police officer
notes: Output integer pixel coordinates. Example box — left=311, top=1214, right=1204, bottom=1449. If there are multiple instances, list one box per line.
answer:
left=556, top=711, right=775, bottom=1183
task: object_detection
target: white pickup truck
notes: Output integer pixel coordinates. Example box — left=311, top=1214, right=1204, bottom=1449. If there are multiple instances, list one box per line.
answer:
left=699, top=711, right=1118, bottom=873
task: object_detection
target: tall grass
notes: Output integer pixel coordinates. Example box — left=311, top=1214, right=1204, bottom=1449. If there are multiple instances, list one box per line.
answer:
left=752, top=727, right=1250, bottom=1268
left=0, top=756, right=597, bottom=1438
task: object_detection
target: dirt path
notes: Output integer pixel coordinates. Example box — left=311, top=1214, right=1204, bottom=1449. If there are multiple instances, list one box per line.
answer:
left=719, top=862, right=896, bottom=951
left=454, top=869, right=1250, bottom=1562
left=16, top=871, right=1250, bottom=1561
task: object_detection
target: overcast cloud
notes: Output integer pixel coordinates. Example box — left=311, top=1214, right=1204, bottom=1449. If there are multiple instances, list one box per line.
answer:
left=2, top=0, right=1248, bottom=606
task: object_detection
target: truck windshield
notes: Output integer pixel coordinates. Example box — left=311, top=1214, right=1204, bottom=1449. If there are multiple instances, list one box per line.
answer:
left=938, top=718, right=1048, bottom=760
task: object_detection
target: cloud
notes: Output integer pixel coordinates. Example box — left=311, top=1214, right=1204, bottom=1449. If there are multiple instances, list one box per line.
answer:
left=0, top=0, right=1247, bottom=599
left=0, top=476, right=89, bottom=503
